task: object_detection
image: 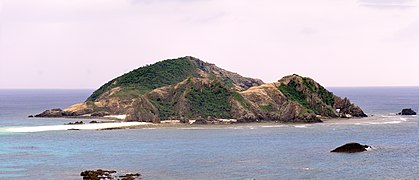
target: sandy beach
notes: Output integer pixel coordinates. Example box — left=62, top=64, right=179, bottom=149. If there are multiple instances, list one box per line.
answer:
left=4, top=122, right=152, bottom=133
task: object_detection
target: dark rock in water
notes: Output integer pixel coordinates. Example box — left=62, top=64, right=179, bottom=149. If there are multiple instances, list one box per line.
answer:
left=89, top=121, right=99, bottom=124
left=119, top=173, right=142, bottom=180
left=397, top=108, right=417, bottom=115
left=67, top=128, right=80, bottom=131
left=35, top=108, right=64, bottom=117
left=80, top=169, right=117, bottom=180
left=100, top=127, right=125, bottom=131
left=80, top=169, right=141, bottom=180
left=28, top=115, right=34, bottom=118
left=331, top=143, right=371, bottom=153
left=67, top=121, right=84, bottom=125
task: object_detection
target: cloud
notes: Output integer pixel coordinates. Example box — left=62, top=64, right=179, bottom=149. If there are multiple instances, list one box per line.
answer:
left=389, top=19, right=419, bottom=44
left=1, top=0, right=419, bottom=88
left=359, top=0, right=417, bottom=8
left=183, top=11, right=227, bottom=23
left=129, top=0, right=210, bottom=4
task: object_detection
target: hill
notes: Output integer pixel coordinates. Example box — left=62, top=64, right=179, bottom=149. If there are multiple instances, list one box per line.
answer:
left=36, top=56, right=367, bottom=123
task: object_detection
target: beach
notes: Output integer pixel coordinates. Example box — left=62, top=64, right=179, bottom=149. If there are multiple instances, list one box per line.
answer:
left=3, top=122, right=152, bottom=133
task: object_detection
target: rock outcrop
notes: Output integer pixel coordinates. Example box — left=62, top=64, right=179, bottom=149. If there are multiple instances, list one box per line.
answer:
left=35, top=57, right=367, bottom=124
left=398, top=108, right=417, bottom=115
left=80, top=169, right=141, bottom=180
left=35, top=109, right=65, bottom=117
left=331, top=143, right=371, bottom=153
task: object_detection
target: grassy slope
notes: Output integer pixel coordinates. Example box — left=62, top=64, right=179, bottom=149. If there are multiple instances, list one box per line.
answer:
left=277, top=77, right=335, bottom=114
left=87, top=57, right=196, bottom=101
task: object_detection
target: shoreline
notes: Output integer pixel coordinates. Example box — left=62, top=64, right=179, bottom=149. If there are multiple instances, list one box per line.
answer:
left=4, top=115, right=415, bottom=133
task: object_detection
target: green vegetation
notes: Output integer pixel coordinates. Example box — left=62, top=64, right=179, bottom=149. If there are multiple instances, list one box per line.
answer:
left=302, top=77, right=335, bottom=107
left=87, top=81, right=114, bottom=101
left=302, top=77, right=335, bottom=106
left=231, top=92, right=251, bottom=109
left=87, top=57, right=196, bottom=101
left=278, top=81, right=311, bottom=109
left=318, top=85, right=335, bottom=106
left=302, top=77, right=315, bottom=93
left=222, top=78, right=236, bottom=89
left=117, top=58, right=195, bottom=88
left=110, top=86, right=149, bottom=99
left=149, top=82, right=189, bottom=119
left=260, top=105, right=273, bottom=112
left=278, top=77, right=336, bottom=116
left=150, top=99, right=175, bottom=119
left=187, top=82, right=232, bottom=118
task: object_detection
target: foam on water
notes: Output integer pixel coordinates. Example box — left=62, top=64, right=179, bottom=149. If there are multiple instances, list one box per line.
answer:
left=365, top=147, right=373, bottom=151
left=400, top=118, right=408, bottom=121
left=261, top=125, right=285, bottom=128
left=354, top=121, right=403, bottom=125
left=294, top=125, right=309, bottom=128
left=381, top=115, right=397, bottom=118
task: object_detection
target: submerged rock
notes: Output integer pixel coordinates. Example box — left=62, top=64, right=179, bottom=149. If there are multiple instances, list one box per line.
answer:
left=66, top=121, right=84, bottom=125
left=331, top=143, right=371, bottom=153
left=80, top=169, right=116, bottom=180
left=119, top=173, right=142, bottom=180
left=80, top=169, right=141, bottom=180
left=67, top=128, right=80, bottom=131
left=397, top=108, right=417, bottom=116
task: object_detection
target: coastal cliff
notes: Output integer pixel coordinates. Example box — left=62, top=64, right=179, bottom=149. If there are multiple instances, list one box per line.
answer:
left=36, top=56, right=367, bottom=123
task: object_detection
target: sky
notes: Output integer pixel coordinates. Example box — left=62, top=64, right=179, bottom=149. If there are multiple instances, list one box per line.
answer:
left=0, top=0, right=418, bottom=89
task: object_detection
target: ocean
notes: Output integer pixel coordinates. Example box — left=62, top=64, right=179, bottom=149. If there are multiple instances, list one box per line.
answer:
left=0, top=88, right=418, bottom=179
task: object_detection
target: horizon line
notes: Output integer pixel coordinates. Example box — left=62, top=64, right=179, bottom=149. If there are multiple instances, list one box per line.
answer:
left=1, top=86, right=419, bottom=90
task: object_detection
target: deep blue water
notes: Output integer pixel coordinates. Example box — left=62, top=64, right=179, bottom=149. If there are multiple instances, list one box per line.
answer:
left=0, top=88, right=418, bottom=179
left=330, top=87, right=419, bottom=115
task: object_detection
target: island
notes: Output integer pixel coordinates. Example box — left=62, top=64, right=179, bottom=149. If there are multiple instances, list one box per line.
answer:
left=35, top=56, right=367, bottom=124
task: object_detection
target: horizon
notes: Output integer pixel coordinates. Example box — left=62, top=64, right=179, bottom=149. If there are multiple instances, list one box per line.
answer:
left=1, top=0, right=419, bottom=88
left=2, top=85, right=419, bottom=90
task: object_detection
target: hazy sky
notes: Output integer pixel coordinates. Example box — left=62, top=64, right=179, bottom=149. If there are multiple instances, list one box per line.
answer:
left=0, top=0, right=418, bottom=89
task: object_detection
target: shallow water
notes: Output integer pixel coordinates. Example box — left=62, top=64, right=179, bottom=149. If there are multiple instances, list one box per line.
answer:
left=0, top=88, right=418, bottom=179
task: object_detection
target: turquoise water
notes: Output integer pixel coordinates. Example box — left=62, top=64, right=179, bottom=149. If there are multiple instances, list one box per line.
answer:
left=0, top=88, right=418, bottom=179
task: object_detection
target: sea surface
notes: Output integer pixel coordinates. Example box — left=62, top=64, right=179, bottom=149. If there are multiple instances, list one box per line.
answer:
left=0, top=88, right=418, bottom=179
